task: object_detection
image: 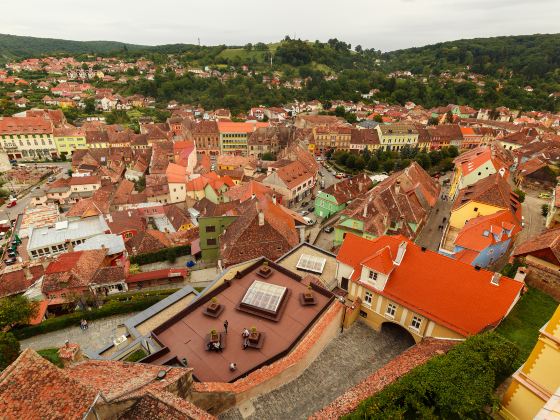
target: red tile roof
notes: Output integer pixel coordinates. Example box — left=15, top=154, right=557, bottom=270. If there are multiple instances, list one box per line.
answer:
left=454, top=210, right=521, bottom=252
left=338, top=234, right=523, bottom=336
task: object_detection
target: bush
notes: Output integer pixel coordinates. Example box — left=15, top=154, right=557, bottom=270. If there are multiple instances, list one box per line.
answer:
left=37, top=348, right=63, bottom=368
left=0, top=332, right=20, bottom=370
left=345, top=333, right=519, bottom=419
left=130, top=245, right=191, bottom=265
left=124, top=348, right=148, bottom=362
left=542, top=204, right=550, bottom=217
left=513, top=188, right=526, bottom=203
left=11, top=292, right=173, bottom=340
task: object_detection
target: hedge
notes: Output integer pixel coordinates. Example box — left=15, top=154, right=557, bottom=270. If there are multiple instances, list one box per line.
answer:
left=12, top=293, right=172, bottom=340
left=130, top=245, right=191, bottom=265
left=345, top=332, right=519, bottom=419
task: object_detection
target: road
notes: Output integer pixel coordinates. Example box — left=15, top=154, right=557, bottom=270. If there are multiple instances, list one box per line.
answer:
left=0, top=162, right=69, bottom=222
left=516, top=189, right=547, bottom=244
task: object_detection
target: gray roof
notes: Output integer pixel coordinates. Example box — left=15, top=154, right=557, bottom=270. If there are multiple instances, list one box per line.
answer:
left=74, top=233, right=125, bottom=255
left=27, top=215, right=109, bottom=251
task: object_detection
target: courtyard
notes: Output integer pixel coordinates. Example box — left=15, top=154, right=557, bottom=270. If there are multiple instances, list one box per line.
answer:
left=219, top=320, right=414, bottom=420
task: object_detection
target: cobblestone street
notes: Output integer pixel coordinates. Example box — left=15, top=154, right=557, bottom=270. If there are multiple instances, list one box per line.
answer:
left=219, top=321, right=412, bottom=420
left=20, top=313, right=135, bottom=352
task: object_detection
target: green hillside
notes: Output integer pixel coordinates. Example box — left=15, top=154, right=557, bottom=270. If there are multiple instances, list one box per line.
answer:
left=0, top=33, right=148, bottom=62
left=383, top=33, right=560, bottom=81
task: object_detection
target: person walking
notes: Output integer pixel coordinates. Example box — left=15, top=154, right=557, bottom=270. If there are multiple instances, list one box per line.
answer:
left=223, top=320, right=229, bottom=334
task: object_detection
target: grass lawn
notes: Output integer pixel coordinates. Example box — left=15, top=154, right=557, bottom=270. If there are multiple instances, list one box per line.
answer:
left=496, top=287, right=558, bottom=363
left=37, top=348, right=63, bottom=368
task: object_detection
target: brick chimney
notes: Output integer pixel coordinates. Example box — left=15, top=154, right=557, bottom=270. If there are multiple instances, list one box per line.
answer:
left=258, top=210, right=265, bottom=226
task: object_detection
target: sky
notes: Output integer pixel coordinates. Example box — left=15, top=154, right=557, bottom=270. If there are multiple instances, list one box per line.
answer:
left=2, top=0, right=560, bottom=51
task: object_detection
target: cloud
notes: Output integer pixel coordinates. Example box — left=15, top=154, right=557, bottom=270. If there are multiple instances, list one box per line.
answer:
left=0, top=0, right=558, bottom=50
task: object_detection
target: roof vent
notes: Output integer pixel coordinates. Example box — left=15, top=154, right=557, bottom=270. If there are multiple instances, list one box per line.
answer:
left=421, top=246, right=427, bottom=252
left=474, top=265, right=481, bottom=271
left=156, top=370, right=167, bottom=380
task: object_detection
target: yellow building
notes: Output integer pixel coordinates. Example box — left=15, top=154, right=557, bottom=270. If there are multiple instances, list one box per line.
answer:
left=376, top=123, right=419, bottom=152
left=501, top=305, right=560, bottom=420
left=54, top=128, right=87, bottom=156
left=336, top=234, right=522, bottom=344
left=449, top=172, right=521, bottom=229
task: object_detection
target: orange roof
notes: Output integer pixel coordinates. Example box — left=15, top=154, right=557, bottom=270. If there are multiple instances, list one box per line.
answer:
left=166, top=163, right=186, bottom=183
left=186, top=176, right=207, bottom=191
left=454, top=210, right=521, bottom=252
left=361, top=246, right=395, bottom=275
left=217, top=121, right=269, bottom=133
left=460, top=126, right=475, bottom=136
left=338, top=234, right=523, bottom=336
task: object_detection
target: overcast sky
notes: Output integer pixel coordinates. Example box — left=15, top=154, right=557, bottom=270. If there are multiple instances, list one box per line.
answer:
left=2, top=0, right=559, bottom=51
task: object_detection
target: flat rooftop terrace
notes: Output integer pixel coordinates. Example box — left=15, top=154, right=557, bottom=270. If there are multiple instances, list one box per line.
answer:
left=145, top=259, right=333, bottom=382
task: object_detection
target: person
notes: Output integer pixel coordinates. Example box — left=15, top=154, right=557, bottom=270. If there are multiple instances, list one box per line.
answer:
left=224, top=319, right=229, bottom=334
left=83, top=319, right=88, bottom=330
left=80, top=319, right=85, bottom=330
left=229, top=362, right=237, bottom=371
left=242, top=328, right=250, bottom=349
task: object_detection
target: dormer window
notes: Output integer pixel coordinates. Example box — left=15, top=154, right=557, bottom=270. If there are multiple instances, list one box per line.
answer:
left=368, top=271, right=378, bottom=281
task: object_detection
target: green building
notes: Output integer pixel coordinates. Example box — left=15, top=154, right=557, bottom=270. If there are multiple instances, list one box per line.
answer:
left=199, top=215, right=237, bottom=262
left=314, top=174, right=372, bottom=219
left=314, top=190, right=347, bottom=218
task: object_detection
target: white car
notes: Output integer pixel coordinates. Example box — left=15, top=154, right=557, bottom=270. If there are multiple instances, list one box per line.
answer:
left=303, top=216, right=315, bottom=226
left=300, top=210, right=309, bottom=217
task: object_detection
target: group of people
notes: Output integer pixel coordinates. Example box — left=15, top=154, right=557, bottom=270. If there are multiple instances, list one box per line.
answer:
left=80, top=319, right=89, bottom=330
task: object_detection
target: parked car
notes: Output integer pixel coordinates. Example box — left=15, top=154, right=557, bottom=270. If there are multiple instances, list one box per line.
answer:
left=4, top=258, right=16, bottom=266
left=299, top=210, right=309, bottom=217
left=303, top=217, right=315, bottom=226
left=308, top=206, right=315, bottom=212
left=7, top=200, right=17, bottom=208
left=7, top=251, right=17, bottom=258
left=324, top=226, right=334, bottom=233
left=539, top=192, right=551, bottom=199
left=300, top=201, right=309, bottom=207
left=335, top=173, right=345, bottom=179
left=48, top=176, right=56, bottom=182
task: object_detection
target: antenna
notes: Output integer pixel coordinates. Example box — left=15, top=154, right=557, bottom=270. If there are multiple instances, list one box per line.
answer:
left=198, top=37, right=201, bottom=46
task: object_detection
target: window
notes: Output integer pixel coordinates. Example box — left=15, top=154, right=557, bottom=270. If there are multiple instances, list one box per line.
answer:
left=411, top=316, right=422, bottom=331
left=296, top=254, right=327, bottom=274
left=206, top=238, right=217, bottom=246
left=241, top=280, right=287, bottom=313
left=205, top=225, right=216, bottom=233
left=364, top=291, right=373, bottom=307
left=386, top=303, right=397, bottom=318
left=368, top=271, right=378, bottom=281
left=473, top=207, right=478, bottom=212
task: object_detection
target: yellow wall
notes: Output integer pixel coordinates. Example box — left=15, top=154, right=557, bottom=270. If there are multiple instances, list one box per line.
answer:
left=448, top=167, right=462, bottom=198
left=449, top=201, right=503, bottom=228
left=346, top=281, right=466, bottom=343
left=501, top=305, right=560, bottom=420
left=54, top=136, right=87, bottom=154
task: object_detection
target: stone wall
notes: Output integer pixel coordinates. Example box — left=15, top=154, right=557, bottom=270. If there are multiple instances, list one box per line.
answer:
left=190, top=302, right=344, bottom=415
left=524, top=257, right=560, bottom=301
left=309, top=338, right=456, bottom=419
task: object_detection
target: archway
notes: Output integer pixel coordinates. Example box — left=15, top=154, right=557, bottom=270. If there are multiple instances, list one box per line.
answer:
left=380, top=321, right=417, bottom=348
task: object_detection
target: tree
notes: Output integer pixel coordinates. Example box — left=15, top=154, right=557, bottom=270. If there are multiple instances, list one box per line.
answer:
left=84, top=98, right=96, bottom=114
left=0, top=296, right=38, bottom=331
left=334, top=106, right=346, bottom=117
left=261, top=152, right=276, bottom=161
left=244, top=43, right=253, bottom=51
left=428, top=116, right=439, bottom=125
left=355, top=45, right=363, bottom=53
left=0, top=332, right=20, bottom=370
left=513, top=188, right=526, bottom=203
left=373, top=114, right=383, bottom=123
left=367, top=157, right=379, bottom=172
left=542, top=204, right=550, bottom=217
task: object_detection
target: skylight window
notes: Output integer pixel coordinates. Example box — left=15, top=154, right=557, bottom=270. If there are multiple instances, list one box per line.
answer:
left=241, top=280, right=287, bottom=313
left=296, top=254, right=327, bottom=274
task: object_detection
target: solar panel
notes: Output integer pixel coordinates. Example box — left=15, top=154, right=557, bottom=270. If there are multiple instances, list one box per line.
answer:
left=296, top=254, right=327, bottom=274
left=241, top=280, right=287, bottom=313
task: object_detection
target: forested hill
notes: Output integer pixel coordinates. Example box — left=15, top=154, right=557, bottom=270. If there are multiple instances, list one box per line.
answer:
left=0, top=33, right=148, bottom=62
left=382, top=34, right=560, bottom=81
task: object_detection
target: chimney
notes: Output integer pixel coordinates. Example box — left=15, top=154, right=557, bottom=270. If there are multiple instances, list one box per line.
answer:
left=394, top=241, right=407, bottom=265
left=395, top=180, right=401, bottom=195
left=258, top=210, right=265, bottom=226
left=23, top=263, right=32, bottom=281
left=272, top=194, right=277, bottom=204
left=251, top=193, right=256, bottom=200
left=491, top=272, right=501, bottom=286
left=359, top=182, right=363, bottom=193
left=362, top=202, right=368, bottom=218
